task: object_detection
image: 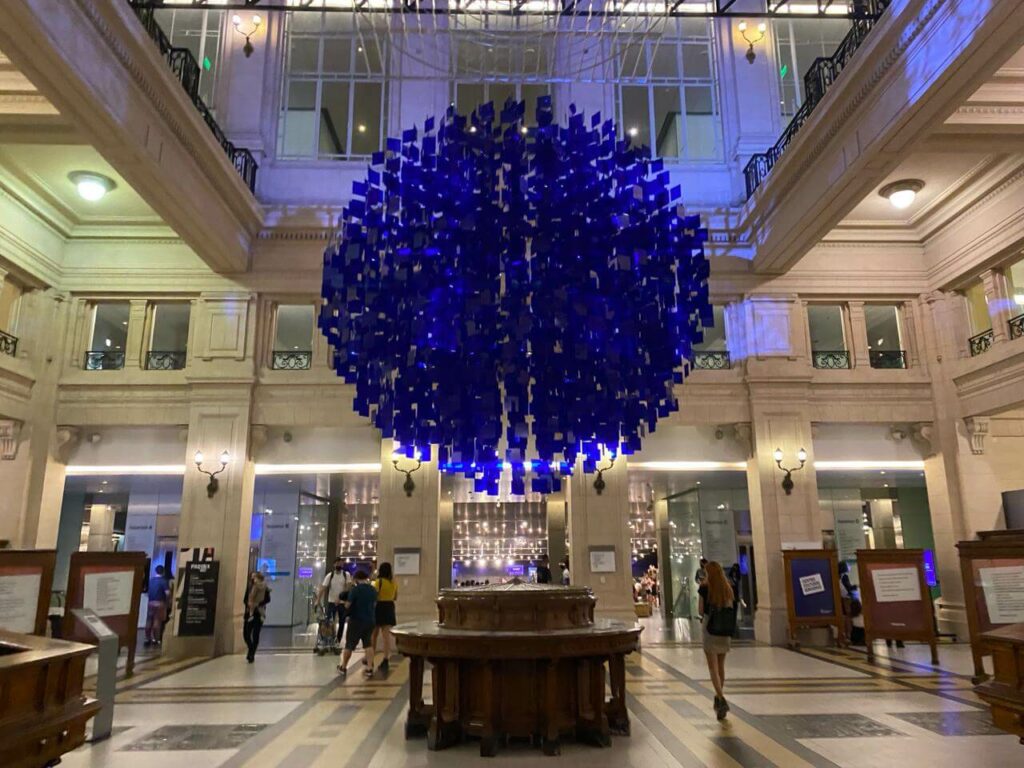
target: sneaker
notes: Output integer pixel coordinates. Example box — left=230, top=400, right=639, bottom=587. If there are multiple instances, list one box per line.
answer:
left=363, top=669, right=374, bottom=680
left=337, top=664, right=347, bottom=677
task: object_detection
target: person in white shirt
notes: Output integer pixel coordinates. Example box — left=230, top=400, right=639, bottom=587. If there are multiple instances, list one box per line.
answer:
left=317, top=558, right=350, bottom=650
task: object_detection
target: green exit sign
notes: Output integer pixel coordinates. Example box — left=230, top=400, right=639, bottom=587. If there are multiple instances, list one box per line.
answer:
left=203, top=56, right=212, bottom=71
left=780, top=64, right=788, bottom=78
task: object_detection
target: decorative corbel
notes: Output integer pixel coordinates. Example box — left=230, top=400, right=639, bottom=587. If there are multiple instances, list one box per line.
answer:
left=964, top=417, right=990, bottom=456
left=0, top=419, right=22, bottom=460
left=732, top=423, right=753, bottom=459
left=53, top=426, right=81, bottom=464
left=910, top=423, right=935, bottom=457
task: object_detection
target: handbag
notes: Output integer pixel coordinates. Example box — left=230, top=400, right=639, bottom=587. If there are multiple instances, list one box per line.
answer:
left=705, top=602, right=737, bottom=637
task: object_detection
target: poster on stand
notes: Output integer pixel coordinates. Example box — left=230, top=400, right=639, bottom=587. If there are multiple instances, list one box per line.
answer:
left=782, top=549, right=843, bottom=648
left=856, top=549, right=937, bottom=664
left=0, top=550, right=56, bottom=636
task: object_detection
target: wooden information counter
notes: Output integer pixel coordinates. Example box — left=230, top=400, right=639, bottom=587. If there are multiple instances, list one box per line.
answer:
left=392, top=582, right=642, bottom=757
left=975, top=623, right=1024, bottom=746
left=0, top=629, right=100, bottom=768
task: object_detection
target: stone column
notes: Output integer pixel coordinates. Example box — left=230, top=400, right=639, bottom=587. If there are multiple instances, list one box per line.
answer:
left=566, top=457, right=635, bottom=623
left=981, top=268, right=1013, bottom=345
left=546, top=490, right=567, bottom=576
left=124, top=299, right=149, bottom=369
left=86, top=503, right=115, bottom=552
left=376, top=442, right=441, bottom=621
left=847, top=301, right=871, bottom=369
left=746, top=406, right=821, bottom=645
left=167, top=386, right=255, bottom=659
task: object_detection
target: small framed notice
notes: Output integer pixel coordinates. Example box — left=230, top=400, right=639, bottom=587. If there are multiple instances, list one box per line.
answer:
left=589, top=546, right=616, bottom=573
left=871, top=567, right=922, bottom=603
left=799, top=574, right=825, bottom=596
left=394, top=548, right=421, bottom=576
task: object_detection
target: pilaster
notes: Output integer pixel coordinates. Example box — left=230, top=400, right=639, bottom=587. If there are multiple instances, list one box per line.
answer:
left=981, top=268, right=1013, bottom=345
left=124, top=299, right=149, bottom=369
left=847, top=301, right=870, bottom=369
left=567, top=457, right=635, bottom=623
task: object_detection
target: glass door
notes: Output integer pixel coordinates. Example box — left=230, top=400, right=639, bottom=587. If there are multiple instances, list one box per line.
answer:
left=667, top=489, right=702, bottom=620
left=293, top=493, right=330, bottom=627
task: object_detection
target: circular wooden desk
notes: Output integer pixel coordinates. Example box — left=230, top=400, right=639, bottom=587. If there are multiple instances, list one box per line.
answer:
left=392, top=582, right=642, bottom=757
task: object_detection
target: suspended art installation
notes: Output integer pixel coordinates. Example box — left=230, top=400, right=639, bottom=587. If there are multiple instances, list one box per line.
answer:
left=320, top=96, right=710, bottom=495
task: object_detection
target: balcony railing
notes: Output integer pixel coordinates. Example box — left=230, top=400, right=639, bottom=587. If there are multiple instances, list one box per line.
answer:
left=0, top=330, right=17, bottom=357
left=969, top=329, right=994, bottom=357
left=744, top=1, right=891, bottom=199
left=128, top=3, right=258, bottom=193
left=692, top=351, right=731, bottom=370
left=812, top=350, right=851, bottom=369
left=85, top=351, right=126, bottom=371
left=1010, top=313, right=1024, bottom=341
left=272, top=350, right=312, bottom=370
left=869, top=349, right=907, bottom=370
left=146, top=350, right=187, bottom=370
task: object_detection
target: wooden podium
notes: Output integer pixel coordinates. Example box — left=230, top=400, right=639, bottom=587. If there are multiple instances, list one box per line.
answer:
left=975, top=623, right=1024, bottom=745
left=856, top=549, right=937, bottom=664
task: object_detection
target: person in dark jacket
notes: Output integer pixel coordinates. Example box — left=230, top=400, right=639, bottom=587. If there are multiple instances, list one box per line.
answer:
left=338, top=570, right=377, bottom=679
left=536, top=555, right=553, bottom=584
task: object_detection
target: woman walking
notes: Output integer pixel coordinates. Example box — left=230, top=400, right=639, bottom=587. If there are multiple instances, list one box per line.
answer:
left=371, top=562, right=398, bottom=673
left=243, top=571, right=269, bottom=663
left=699, top=561, right=737, bottom=720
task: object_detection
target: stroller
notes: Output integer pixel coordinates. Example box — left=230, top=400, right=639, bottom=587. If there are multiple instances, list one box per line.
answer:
left=312, top=600, right=337, bottom=656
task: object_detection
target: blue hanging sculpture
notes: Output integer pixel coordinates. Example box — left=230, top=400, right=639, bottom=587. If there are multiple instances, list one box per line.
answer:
left=320, top=96, right=711, bottom=495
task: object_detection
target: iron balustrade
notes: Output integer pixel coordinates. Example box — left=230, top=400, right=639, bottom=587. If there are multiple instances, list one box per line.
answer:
left=744, top=1, right=891, bottom=199
left=692, top=351, right=731, bottom=370
left=1010, top=313, right=1024, bottom=341
left=85, top=351, right=126, bottom=370
left=0, top=330, right=17, bottom=357
left=812, top=350, right=851, bottom=369
left=869, top=349, right=907, bottom=369
left=272, top=350, right=312, bottom=370
left=968, top=329, right=994, bottom=357
left=146, top=350, right=187, bottom=370
left=128, top=3, right=258, bottom=193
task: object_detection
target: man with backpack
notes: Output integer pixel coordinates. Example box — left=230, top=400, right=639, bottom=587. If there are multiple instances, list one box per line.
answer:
left=317, top=557, right=350, bottom=651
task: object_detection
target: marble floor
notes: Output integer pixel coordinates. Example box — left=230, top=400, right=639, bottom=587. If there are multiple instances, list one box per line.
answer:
left=64, top=636, right=1020, bottom=768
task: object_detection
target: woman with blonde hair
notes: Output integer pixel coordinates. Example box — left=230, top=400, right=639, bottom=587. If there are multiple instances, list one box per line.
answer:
left=698, top=561, right=737, bottom=720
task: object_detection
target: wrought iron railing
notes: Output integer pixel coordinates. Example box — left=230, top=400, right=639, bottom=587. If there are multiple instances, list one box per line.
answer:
left=85, top=351, right=126, bottom=370
left=146, top=350, right=187, bottom=370
left=744, top=1, right=891, bottom=199
left=128, top=3, right=258, bottom=193
left=869, top=349, right=907, bottom=369
left=692, top=351, right=731, bottom=370
left=812, top=350, right=851, bottom=369
left=272, top=350, right=312, bottom=370
left=1010, top=313, right=1024, bottom=341
left=0, top=330, right=17, bottom=358
left=968, top=329, right=994, bottom=357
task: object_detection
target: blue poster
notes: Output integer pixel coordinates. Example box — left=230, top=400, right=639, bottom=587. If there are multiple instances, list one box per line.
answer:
left=790, top=558, right=836, bottom=618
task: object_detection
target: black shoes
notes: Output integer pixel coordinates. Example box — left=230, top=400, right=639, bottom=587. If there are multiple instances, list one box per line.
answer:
left=714, top=696, right=729, bottom=721
left=379, top=659, right=389, bottom=673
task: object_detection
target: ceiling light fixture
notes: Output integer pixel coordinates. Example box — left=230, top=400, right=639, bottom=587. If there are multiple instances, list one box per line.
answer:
left=879, top=179, right=924, bottom=210
left=68, top=171, right=116, bottom=202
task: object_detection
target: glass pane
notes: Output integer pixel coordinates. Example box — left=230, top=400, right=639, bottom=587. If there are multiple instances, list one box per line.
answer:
left=1008, top=258, right=1024, bottom=313
left=773, top=18, right=852, bottom=114
left=694, top=305, right=726, bottom=351
left=151, top=304, right=191, bottom=352
left=621, top=86, right=650, bottom=147
left=322, top=38, right=351, bottom=73
left=864, top=305, right=901, bottom=351
left=281, top=80, right=317, bottom=157
left=351, top=82, right=382, bottom=155
left=650, top=43, right=678, bottom=79
left=668, top=491, right=702, bottom=620
left=521, top=84, right=550, bottom=121
left=275, top=305, right=314, bottom=351
left=91, top=303, right=130, bottom=351
left=617, top=43, right=645, bottom=79
left=289, top=37, right=320, bottom=73
left=653, top=86, right=682, bottom=158
left=289, top=11, right=323, bottom=34
left=521, top=41, right=548, bottom=76
left=807, top=305, right=846, bottom=351
left=680, top=18, right=708, bottom=39
left=681, top=43, right=711, bottom=79
left=294, top=497, right=329, bottom=626
left=684, top=86, right=716, bottom=159
left=354, top=39, right=384, bottom=75
left=319, top=81, right=350, bottom=156
left=489, top=82, right=517, bottom=113
left=964, top=281, right=990, bottom=333
left=457, top=83, right=486, bottom=115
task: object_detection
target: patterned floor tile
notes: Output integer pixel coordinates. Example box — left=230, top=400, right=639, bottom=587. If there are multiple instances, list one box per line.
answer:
left=891, top=710, right=1006, bottom=736
left=120, top=724, right=266, bottom=751
left=755, top=714, right=901, bottom=739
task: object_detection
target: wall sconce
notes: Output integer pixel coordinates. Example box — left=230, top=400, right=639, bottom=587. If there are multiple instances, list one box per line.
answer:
left=231, top=14, right=262, bottom=58
left=195, top=450, right=230, bottom=498
left=392, top=452, right=423, bottom=497
left=593, top=455, right=616, bottom=495
left=738, top=21, right=767, bottom=64
left=773, top=447, right=807, bottom=495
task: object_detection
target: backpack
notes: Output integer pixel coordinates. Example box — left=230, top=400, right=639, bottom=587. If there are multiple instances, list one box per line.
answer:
left=261, top=587, right=271, bottom=606
left=705, top=602, right=737, bottom=637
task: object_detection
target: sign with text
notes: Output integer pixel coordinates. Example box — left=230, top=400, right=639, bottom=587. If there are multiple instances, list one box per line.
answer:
left=394, top=549, right=421, bottom=576
left=0, top=550, right=55, bottom=636
left=979, top=565, right=1024, bottom=624
left=856, top=549, right=937, bottom=664
left=178, top=560, right=220, bottom=637
left=589, top=546, right=616, bottom=573
left=782, top=549, right=843, bottom=647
